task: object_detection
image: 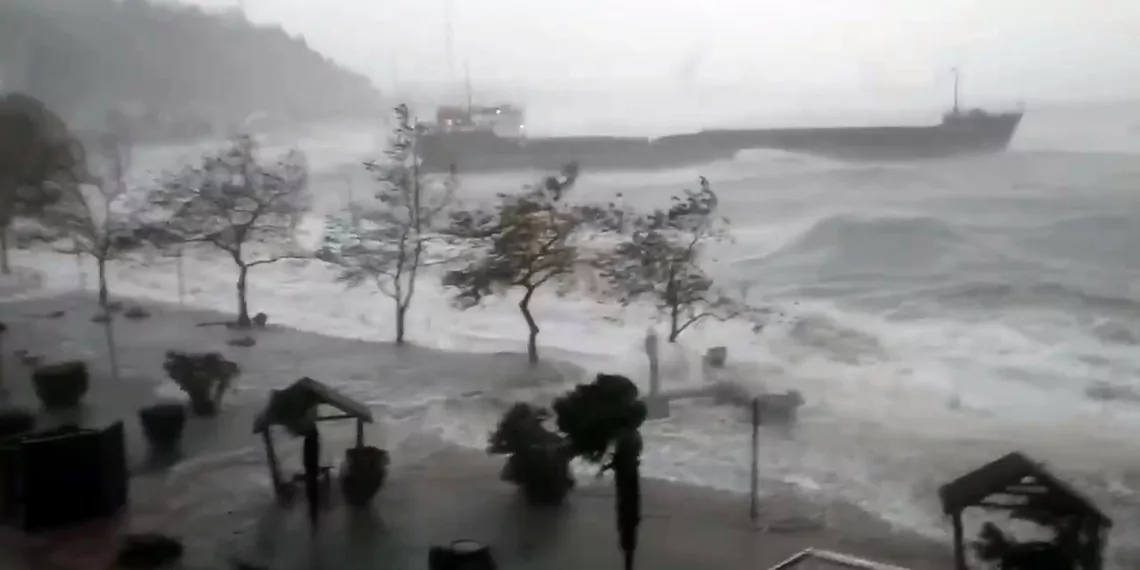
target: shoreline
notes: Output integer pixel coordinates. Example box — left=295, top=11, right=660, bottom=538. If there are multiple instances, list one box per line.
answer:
left=0, top=292, right=955, bottom=569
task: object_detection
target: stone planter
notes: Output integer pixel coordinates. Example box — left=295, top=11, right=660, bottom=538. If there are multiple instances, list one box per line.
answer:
left=138, top=403, right=187, bottom=451
left=0, top=407, right=35, bottom=440
left=339, top=446, right=388, bottom=507
left=32, top=361, right=89, bottom=410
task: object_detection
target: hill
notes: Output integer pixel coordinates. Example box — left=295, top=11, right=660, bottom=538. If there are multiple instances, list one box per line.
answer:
left=0, top=0, right=384, bottom=142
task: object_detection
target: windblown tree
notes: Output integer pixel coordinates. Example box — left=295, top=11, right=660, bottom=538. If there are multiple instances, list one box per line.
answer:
left=40, top=123, right=140, bottom=308
left=153, top=135, right=310, bottom=328
left=319, top=104, right=457, bottom=344
left=600, top=177, right=747, bottom=342
left=0, top=93, right=88, bottom=273
left=443, top=163, right=622, bottom=363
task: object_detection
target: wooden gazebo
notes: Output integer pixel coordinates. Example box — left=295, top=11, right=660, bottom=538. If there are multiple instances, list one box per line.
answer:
left=252, top=377, right=374, bottom=499
left=938, top=451, right=1112, bottom=570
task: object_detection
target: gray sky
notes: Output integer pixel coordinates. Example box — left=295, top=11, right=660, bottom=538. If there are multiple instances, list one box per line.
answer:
left=187, top=0, right=1140, bottom=122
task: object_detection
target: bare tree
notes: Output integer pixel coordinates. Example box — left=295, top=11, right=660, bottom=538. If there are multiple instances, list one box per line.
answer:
left=319, top=104, right=457, bottom=344
left=0, top=93, right=88, bottom=273
left=600, top=177, right=747, bottom=342
left=443, top=163, right=623, bottom=363
left=40, top=123, right=138, bottom=309
left=154, top=134, right=310, bottom=328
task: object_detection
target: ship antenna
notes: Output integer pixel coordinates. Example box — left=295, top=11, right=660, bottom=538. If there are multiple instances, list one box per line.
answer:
left=951, top=67, right=960, bottom=114
left=464, top=60, right=473, bottom=113
left=444, top=0, right=456, bottom=87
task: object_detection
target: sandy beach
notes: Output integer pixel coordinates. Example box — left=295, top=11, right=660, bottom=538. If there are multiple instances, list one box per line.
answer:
left=0, top=292, right=956, bottom=570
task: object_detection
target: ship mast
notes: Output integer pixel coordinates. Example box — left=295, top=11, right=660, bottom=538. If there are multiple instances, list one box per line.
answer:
left=444, top=0, right=456, bottom=88
left=951, top=67, right=961, bottom=114
left=464, top=61, right=473, bottom=113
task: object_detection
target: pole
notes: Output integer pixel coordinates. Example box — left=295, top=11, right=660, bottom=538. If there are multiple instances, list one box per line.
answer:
left=750, top=397, right=759, bottom=522
left=176, top=250, right=185, bottom=307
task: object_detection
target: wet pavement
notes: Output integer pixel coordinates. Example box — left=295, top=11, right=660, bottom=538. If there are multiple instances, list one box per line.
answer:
left=0, top=293, right=950, bottom=570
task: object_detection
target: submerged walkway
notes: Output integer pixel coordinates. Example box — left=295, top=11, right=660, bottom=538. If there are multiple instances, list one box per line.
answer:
left=0, top=294, right=950, bottom=570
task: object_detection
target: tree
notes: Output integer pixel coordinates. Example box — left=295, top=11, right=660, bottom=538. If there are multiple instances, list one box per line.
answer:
left=0, top=93, right=87, bottom=273
left=443, top=163, right=621, bottom=364
left=600, top=177, right=745, bottom=342
left=153, top=135, right=309, bottom=328
left=319, top=104, right=457, bottom=344
left=40, top=122, right=139, bottom=308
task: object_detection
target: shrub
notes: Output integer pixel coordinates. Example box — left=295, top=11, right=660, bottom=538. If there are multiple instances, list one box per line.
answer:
left=488, top=403, right=573, bottom=505
left=552, top=373, right=646, bottom=463
left=31, top=361, right=89, bottom=409
left=138, top=403, right=187, bottom=451
left=123, top=306, right=152, bottom=320
left=163, top=351, right=239, bottom=416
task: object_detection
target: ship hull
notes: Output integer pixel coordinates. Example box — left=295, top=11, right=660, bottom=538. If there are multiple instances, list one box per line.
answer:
left=418, top=111, right=1023, bottom=174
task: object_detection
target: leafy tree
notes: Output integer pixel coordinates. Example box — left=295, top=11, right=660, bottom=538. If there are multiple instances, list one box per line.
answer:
left=600, top=177, right=746, bottom=342
left=443, top=163, right=621, bottom=363
left=319, top=104, right=457, bottom=344
left=40, top=122, right=140, bottom=308
left=153, top=135, right=310, bottom=328
left=0, top=93, right=87, bottom=273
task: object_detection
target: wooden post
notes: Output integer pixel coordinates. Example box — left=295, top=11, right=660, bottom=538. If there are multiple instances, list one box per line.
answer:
left=262, top=429, right=284, bottom=496
left=750, top=397, right=760, bottom=522
left=355, top=419, right=364, bottom=448
left=952, top=511, right=966, bottom=570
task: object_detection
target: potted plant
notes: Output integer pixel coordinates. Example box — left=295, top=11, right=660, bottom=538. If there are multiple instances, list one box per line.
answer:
left=32, top=361, right=89, bottom=410
left=488, top=403, right=574, bottom=506
left=137, top=402, right=187, bottom=451
left=0, top=406, right=35, bottom=440
left=339, top=445, right=389, bottom=506
left=163, top=351, right=240, bottom=416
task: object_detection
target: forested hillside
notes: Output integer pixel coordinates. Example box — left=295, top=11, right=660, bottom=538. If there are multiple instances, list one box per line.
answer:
left=0, top=0, right=384, bottom=142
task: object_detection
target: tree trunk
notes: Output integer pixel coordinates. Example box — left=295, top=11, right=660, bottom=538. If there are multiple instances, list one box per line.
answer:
left=236, top=264, right=251, bottom=328
left=519, top=288, right=540, bottom=364
left=668, top=305, right=680, bottom=343
left=96, top=257, right=109, bottom=308
left=395, top=302, right=407, bottom=345
left=0, top=225, right=9, bottom=275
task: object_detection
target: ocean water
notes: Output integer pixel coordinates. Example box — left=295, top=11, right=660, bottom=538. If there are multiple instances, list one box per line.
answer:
left=12, top=103, right=1140, bottom=563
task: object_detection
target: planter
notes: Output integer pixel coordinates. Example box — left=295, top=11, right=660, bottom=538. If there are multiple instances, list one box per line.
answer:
left=32, top=361, right=89, bottom=410
left=187, top=395, right=218, bottom=417
left=429, top=539, right=497, bottom=570
left=138, top=403, right=187, bottom=450
left=0, top=407, right=35, bottom=440
left=511, top=444, right=573, bottom=506
left=339, top=446, right=388, bottom=506
left=705, top=346, right=727, bottom=369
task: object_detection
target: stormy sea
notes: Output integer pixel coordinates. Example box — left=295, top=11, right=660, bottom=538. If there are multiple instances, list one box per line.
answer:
left=15, top=101, right=1140, bottom=564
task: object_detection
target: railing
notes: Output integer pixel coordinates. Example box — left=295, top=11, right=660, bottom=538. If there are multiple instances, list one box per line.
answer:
left=766, top=548, right=914, bottom=570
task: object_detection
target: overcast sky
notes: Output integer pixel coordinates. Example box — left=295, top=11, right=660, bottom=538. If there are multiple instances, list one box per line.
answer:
left=186, top=0, right=1140, bottom=117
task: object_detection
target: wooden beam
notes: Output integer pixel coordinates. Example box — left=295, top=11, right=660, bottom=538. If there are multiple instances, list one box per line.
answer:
left=316, top=414, right=356, bottom=422
left=1004, top=484, right=1049, bottom=494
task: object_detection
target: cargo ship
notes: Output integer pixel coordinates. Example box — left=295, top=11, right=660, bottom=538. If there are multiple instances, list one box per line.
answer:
left=417, top=71, right=1023, bottom=174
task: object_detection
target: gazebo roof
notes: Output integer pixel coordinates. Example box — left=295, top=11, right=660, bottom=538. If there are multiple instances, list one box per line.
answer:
left=253, top=376, right=374, bottom=434
left=937, top=451, right=1111, bottom=526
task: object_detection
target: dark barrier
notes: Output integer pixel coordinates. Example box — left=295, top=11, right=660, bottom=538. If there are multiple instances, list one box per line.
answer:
left=11, top=421, right=128, bottom=532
